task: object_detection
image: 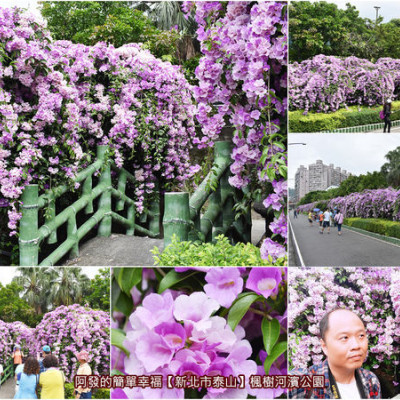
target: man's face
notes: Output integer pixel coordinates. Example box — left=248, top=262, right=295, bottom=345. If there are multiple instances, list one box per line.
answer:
left=321, top=310, right=368, bottom=373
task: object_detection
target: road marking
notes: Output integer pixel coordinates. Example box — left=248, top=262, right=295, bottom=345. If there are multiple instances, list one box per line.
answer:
left=288, top=216, right=305, bottom=267
left=342, top=226, right=400, bottom=249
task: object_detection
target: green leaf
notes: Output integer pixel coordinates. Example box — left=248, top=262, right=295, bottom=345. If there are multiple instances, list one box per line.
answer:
left=261, top=318, right=280, bottom=354
left=263, top=341, right=287, bottom=375
left=158, top=270, right=199, bottom=294
left=115, top=290, right=134, bottom=317
left=117, top=268, right=142, bottom=295
left=111, top=328, right=130, bottom=356
left=111, top=369, right=125, bottom=376
left=227, top=292, right=261, bottom=331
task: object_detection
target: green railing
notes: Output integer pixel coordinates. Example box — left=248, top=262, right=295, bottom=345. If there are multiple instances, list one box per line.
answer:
left=162, top=141, right=251, bottom=247
left=19, top=145, right=160, bottom=266
left=18, top=141, right=250, bottom=266
left=1, top=358, right=13, bottom=385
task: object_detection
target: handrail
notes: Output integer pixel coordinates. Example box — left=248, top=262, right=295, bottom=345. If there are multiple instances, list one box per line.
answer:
left=162, top=141, right=251, bottom=247
left=1, top=357, right=13, bottom=385
left=19, top=145, right=161, bottom=266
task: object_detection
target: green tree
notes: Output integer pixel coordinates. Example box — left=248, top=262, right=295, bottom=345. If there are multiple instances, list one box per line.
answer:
left=289, top=1, right=372, bottom=62
left=39, top=1, right=179, bottom=59
left=373, top=21, right=400, bottom=59
left=381, top=147, right=400, bottom=188
left=86, top=268, right=110, bottom=311
left=13, top=267, right=51, bottom=314
left=0, top=282, right=40, bottom=327
left=49, top=268, right=91, bottom=307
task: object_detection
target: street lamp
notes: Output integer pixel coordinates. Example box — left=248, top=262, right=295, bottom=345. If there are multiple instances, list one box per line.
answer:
left=374, top=6, right=381, bottom=25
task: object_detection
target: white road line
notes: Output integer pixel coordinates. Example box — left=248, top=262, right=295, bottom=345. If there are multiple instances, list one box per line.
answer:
left=288, top=216, right=305, bottom=267
left=342, top=226, right=400, bottom=249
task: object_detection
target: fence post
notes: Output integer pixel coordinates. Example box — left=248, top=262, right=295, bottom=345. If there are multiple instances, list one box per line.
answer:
left=148, top=181, right=161, bottom=237
left=163, top=192, right=190, bottom=247
left=83, top=175, right=94, bottom=214
left=46, top=197, right=57, bottom=244
left=19, top=184, right=39, bottom=266
left=68, top=214, right=79, bottom=259
left=97, top=145, right=112, bottom=237
left=116, top=169, right=127, bottom=212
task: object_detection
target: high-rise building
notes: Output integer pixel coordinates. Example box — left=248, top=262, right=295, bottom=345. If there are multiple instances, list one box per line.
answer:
left=294, top=160, right=350, bottom=202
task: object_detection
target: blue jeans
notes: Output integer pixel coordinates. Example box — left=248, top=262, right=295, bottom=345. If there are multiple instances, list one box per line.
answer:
left=80, top=392, right=92, bottom=399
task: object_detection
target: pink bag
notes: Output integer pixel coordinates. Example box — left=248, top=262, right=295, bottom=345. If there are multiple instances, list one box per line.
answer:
left=379, top=110, right=385, bottom=120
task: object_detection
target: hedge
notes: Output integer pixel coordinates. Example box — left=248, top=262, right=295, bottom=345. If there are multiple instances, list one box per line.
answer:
left=65, top=383, right=110, bottom=399
left=289, top=101, right=400, bottom=132
left=344, top=218, right=400, bottom=239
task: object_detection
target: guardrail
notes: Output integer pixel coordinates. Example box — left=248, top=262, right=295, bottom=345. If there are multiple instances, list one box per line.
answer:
left=18, top=141, right=250, bottom=266
left=1, top=358, right=13, bottom=385
left=19, top=146, right=159, bottom=266
left=163, top=141, right=251, bottom=247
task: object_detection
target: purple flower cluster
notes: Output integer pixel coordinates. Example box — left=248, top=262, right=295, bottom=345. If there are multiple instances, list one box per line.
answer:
left=297, top=188, right=400, bottom=221
left=290, top=55, right=400, bottom=113
left=0, top=319, right=13, bottom=364
left=0, top=305, right=110, bottom=382
left=289, top=267, right=400, bottom=380
left=185, top=1, right=288, bottom=261
left=112, top=267, right=287, bottom=399
left=0, top=6, right=197, bottom=234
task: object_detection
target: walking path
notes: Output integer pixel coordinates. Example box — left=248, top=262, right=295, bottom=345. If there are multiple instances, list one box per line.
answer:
left=289, top=214, right=400, bottom=266
left=64, top=217, right=266, bottom=266
left=0, top=378, right=15, bottom=399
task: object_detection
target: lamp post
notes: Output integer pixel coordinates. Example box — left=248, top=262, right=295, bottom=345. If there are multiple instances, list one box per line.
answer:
left=374, top=6, right=381, bottom=26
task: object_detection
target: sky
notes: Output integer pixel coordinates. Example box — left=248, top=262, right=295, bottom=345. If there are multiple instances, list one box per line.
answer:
left=0, top=0, right=41, bottom=16
left=4, top=0, right=399, bottom=24
left=307, top=0, right=400, bottom=23
left=288, top=133, right=400, bottom=188
left=0, top=266, right=105, bottom=286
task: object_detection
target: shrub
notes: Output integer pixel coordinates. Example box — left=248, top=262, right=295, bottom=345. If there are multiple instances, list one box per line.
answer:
left=289, top=101, right=400, bottom=132
left=344, top=217, right=400, bottom=239
left=65, top=383, right=110, bottom=399
left=152, top=235, right=286, bottom=266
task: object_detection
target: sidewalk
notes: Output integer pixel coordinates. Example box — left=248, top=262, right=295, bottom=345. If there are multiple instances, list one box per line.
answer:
left=0, top=378, right=15, bottom=399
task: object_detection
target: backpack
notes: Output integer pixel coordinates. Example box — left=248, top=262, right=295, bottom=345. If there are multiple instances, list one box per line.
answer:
left=379, top=110, right=385, bottom=120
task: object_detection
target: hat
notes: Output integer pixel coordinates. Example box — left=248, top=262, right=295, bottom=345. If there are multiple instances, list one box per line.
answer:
left=76, top=350, right=89, bottom=361
left=387, top=99, right=392, bottom=103
left=42, top=345, right=51, bottom=353
left=15, top=344, right=20, bottom=349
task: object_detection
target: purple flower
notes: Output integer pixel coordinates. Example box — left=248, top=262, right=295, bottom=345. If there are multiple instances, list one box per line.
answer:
left=204, top=268, right=243, bottom=308
left=246, top=267, right=282, bottom=298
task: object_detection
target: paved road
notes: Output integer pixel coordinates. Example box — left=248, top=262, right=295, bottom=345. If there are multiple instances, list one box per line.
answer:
left=289, top=214, right=400, bottom=266
left=0, top=378, right=15, bottom=399
left=370, top=125, right=400, bottom=133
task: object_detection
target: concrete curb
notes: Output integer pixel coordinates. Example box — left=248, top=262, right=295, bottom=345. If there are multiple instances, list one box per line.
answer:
left=343, top=224, right=400, bottom=247
left=321, top=119, right=400, bottom=133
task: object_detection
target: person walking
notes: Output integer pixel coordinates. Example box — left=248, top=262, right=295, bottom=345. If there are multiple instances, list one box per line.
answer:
left=383, top=99, right=392, bottom=133
left=14, top=357, right=40, bottom=399
left=12, top=345, right=24, bottom=373
left=334, top=209, right=344, bottom=236
left=74, top=351, right=92, bottom=399
left=320, top=208, right=331, bottom=234
left=308, top=211, right=313, bottom=226
left=318, top=211, right=323, bottom=227
left=39, top=355, right=64, bottom=399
